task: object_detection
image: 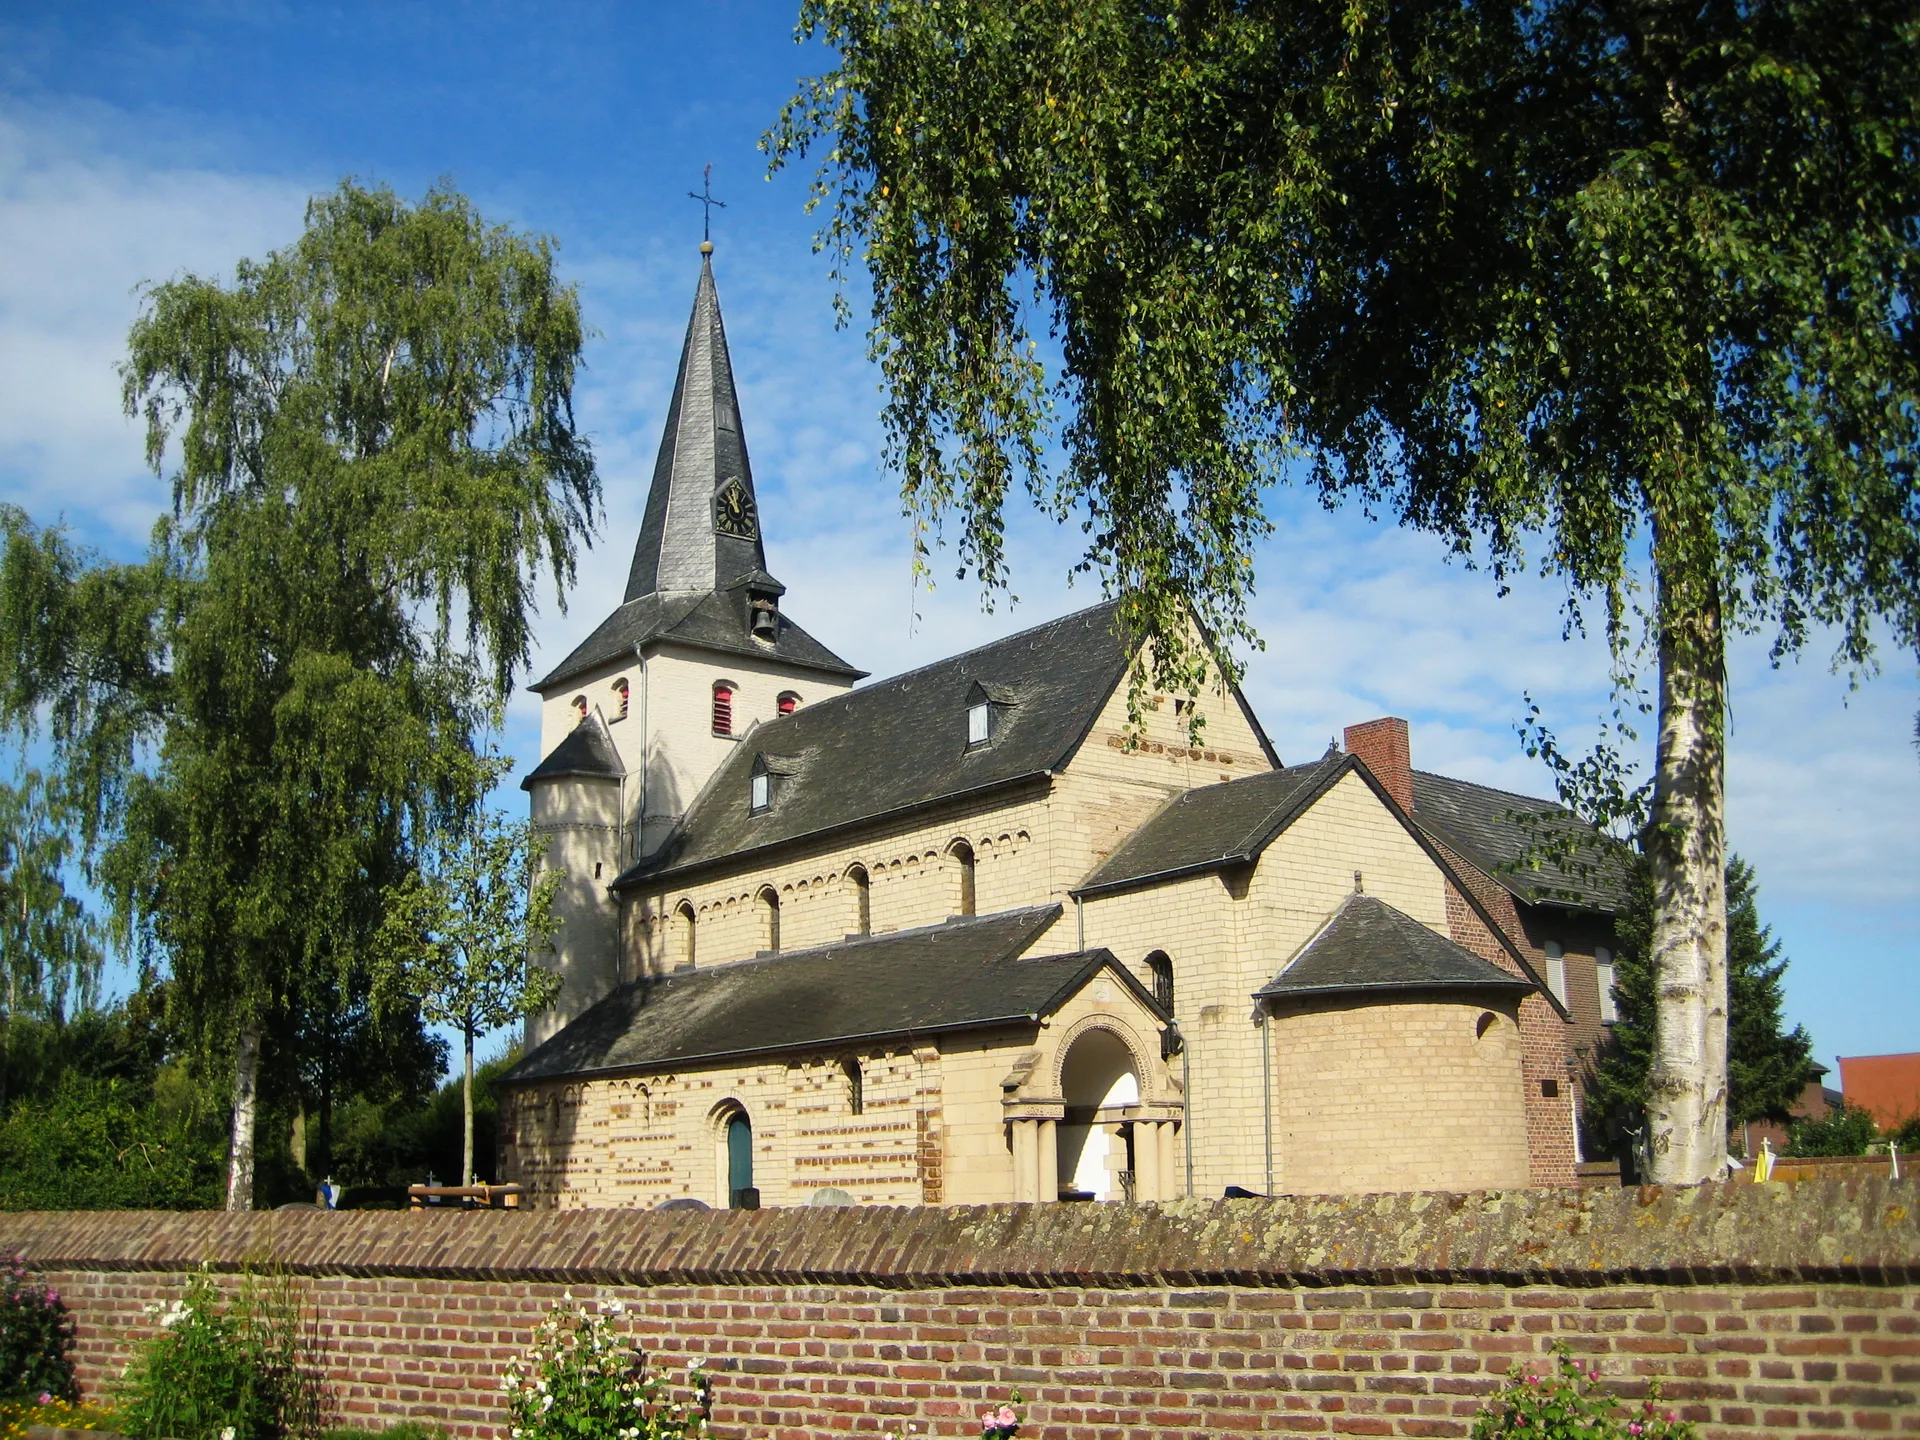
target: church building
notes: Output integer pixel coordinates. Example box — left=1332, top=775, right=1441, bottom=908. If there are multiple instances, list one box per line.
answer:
left=497, top=249, right=1622, bottom=1209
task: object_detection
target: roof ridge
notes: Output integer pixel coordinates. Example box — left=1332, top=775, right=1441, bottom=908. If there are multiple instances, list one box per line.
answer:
left=730, top=599, right=1125, bottom=736
left=671, top=904, right=1062, bottom=973
left=1412, top=768, right=1570, bottom=812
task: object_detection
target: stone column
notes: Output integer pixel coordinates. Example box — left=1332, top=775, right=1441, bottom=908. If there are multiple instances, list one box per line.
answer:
left=1037, top=1119, right=1059, bottom=1203
left=1136, top=1119, right=1162, bottom=1203
left=1011, top=1119, right=1039, bottom=1203
left=1160, top=1120, right=1181, bottom=1198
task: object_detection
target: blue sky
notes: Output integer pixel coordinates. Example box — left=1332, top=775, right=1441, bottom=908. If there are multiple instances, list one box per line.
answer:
left=2, top=0, right=1914, bottom=1075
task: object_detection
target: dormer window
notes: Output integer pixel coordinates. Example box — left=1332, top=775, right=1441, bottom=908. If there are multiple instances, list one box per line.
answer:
left=749, top=756, right=773, bottom=814
left=964, top=680, right=1006, bottom=748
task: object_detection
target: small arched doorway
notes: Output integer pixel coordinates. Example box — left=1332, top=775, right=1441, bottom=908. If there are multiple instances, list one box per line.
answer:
left=1056, top=1027, right=1141, bottom=1201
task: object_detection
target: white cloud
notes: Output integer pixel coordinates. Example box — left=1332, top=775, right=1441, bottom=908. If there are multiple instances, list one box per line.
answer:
left=0, top=107, right=313, bottom=545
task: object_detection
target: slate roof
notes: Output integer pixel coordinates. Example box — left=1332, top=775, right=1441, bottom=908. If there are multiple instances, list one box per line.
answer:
left=618, top=601, right=1144, bottom=885
left=522, top=712, right=625, bottom=788
left=1074, top=755, right=1350, bottom=897
left=626, top=253, right=767, bottom=602
left=533, top=588, right=861, bottom=692
left=1256, top=893, right=1535, bottom=1000
left=1411, top=770, right=1629, bottom=912
left=531, top=255, right=863, bottom=693
left=503, top=905, right=1164, bottom=1083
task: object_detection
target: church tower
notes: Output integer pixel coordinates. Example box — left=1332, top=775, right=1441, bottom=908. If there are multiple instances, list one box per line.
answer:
left=522, top=245, right=863, bottom=1044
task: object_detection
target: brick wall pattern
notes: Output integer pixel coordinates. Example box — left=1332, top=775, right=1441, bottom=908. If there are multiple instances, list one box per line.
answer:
left=5, top=1179, right=1916, bottom=1440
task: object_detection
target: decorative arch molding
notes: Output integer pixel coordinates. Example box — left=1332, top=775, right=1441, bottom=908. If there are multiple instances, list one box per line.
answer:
left=1045, top=1012, right=1168, bottom=1105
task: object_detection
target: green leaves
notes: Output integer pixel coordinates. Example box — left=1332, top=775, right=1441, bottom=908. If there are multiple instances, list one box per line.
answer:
left=0, top=181, right=598, bottom=1199
left=375, top=805, right=562, bottom=1041
left=774, top=0, right=1920, bottom=681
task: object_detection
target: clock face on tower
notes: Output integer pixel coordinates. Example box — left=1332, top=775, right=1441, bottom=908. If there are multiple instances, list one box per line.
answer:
left=713, top=478, right=758, bottom=539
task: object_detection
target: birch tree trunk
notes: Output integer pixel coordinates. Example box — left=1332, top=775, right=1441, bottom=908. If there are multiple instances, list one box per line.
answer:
left=1645, top=570, right=1730, bottom=1185
left=462, top=1018, right=475, bottom=1188
left=225, top=1023, right=263, bottom=1211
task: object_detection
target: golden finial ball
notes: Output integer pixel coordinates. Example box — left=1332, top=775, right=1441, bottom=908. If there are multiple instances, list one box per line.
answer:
left=700, top=240, right=714, bottom=255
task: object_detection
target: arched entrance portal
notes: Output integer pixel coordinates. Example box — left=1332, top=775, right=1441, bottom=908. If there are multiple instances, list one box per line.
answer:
left=1057, top=1028, right=1140, bottom=1201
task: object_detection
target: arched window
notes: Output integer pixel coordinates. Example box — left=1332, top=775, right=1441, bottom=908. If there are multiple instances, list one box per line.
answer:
left=712, top=682, right=735, bottom=736
left=777, top=691, right=799, bottom=716
left=612, top=676, right=630, bottom=721
left=673, top=900, right=696, bottom=970
left=758, top=886, right=781, bottom=953
left=841, top=1056, right=864, bottom=1116
left=1146, top=952, right=1174, bottom=1014
left=948, top=840, right=976, bottom=917
left=570, top=694, right=588, bottom=726
left=846, top=864, right=871, bottom=936
left=1595, top=946, right=1618, bottom=1025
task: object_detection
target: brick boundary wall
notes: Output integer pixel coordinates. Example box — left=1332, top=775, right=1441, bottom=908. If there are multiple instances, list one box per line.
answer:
left=4, top=1180, right=1917, bottom=1440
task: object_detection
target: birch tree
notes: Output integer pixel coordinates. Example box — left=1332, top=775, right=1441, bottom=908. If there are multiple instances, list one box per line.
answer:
left=0, top=181, right=596, bottom=1207
left=771, top=0, right=1920, bottom=1182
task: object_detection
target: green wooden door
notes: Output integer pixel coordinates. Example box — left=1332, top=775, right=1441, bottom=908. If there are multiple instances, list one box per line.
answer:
left=727, top=1114, right=753, bottom=1206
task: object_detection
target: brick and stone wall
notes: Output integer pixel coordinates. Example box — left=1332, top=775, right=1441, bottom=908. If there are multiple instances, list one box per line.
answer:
left=6, top=1179, right=1916, bottom=1439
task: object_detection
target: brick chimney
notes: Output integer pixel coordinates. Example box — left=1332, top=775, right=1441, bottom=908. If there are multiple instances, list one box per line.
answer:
left=1343, top=716, right=1414, bottom=813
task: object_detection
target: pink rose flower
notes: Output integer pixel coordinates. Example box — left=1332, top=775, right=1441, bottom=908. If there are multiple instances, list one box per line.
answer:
left=997, top=1407, right=1017, bottom=1428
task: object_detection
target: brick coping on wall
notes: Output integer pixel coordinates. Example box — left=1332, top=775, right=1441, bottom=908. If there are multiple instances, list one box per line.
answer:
left=4, top=1177, right=1914, bottom=1288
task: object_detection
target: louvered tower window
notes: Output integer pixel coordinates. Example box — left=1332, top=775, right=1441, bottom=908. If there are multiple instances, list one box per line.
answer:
left=712, top=682, right=734, bottom=736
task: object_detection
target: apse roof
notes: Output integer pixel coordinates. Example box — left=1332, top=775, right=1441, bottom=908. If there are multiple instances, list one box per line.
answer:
left=503, top=905, right=1166, bottom=1082
left=1256, top=893, right=1535, bottom=1001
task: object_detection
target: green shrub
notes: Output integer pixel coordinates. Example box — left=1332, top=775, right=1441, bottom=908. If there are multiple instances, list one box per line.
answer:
left=1786, top=1103, right=1882, bottom=1157
left=117, top=1266, right=325, bottom=1440
left=503, top=1297, right=709, bottom=1440
left=1473, top=1350, right=1696, bottom=1439
left=0, top=1073, right=223, bottom=1211
left=0, top=1254, right=77, bottom=1403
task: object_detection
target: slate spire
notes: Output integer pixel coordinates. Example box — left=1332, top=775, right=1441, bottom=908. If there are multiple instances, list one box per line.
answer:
left=624, top=248, right=770, bottom=601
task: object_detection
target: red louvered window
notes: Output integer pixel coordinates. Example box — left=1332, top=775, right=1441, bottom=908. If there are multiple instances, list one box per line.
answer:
left=777, top=692, right=799, bottom=716
left=712, top=683, right=734, bottom=736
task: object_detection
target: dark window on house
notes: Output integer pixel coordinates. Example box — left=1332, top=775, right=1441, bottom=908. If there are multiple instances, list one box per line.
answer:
left=842, top=1056, right=864, bottom=1116
left=612, top=677, right=630, bottom=720
left=777, top=691, right=799, bottom=716
left=1147, top=952, right=1174, bottom=1014
left=570, top=694, right=587, bottom=726
left=712, top=682, right=734, bottom=736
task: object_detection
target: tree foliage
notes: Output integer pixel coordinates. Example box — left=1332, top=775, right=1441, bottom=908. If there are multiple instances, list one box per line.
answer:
left=376, top=800, right=560, bottom=1185
left=771, top=0, right=1920, bottom=1179
left=0, top=181, right=597, bottom=1206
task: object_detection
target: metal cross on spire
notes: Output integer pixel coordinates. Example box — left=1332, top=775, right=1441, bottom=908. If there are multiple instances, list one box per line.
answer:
left=688, top=163, right=726, bottom=248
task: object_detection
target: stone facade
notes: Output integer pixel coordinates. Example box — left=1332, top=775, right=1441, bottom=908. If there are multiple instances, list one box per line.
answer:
left=510, top=257, right=1596, bottom=1210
